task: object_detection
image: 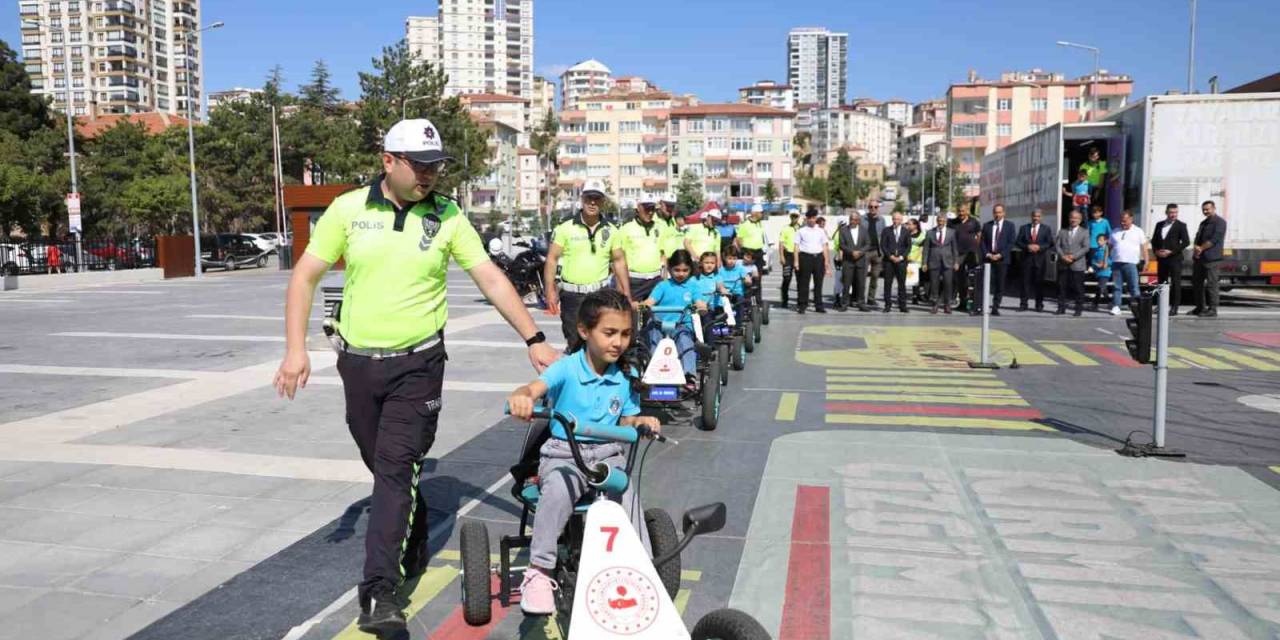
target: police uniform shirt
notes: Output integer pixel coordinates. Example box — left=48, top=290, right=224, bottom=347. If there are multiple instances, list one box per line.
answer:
left=537, top=349, right=640, bottom=442
left=779, top=224, right=798, bottom=252
left=736, top=219, right=765, bottom=250
left=795, top=225, right=830, bottom=255
left=687, top=224, right=721, bottom=258
left=618, top=217, right=664, bottom=274
left=306, top=177, right=487, bottom=349
left=551, top=215, right=621, bottom=285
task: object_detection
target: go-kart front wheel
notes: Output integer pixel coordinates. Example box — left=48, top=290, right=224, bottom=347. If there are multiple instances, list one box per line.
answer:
left=644, top=508, right=681, bottom=600
left=717, top=344, right=730, bottom=385
left=700, top=359, right=721, bottom=430
left=459, top=520, right=493, bottom=626
left=731, top=335, right=746, bottom=371
left=742, top=319, right=755, bottom=354
left=752, top=306, right=763, bottom=341
left=691, top=608, right=771, bottom=640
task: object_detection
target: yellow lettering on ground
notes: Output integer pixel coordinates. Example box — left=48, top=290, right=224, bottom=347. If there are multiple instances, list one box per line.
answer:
left=826, top=414, right=1051, bottom=431
left=1202, top=348, right=1280, bottom=371
left=1244, top=348, right=1280, bottom=363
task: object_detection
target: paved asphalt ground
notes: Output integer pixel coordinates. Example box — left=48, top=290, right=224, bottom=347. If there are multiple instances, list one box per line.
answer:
left=1, top=263, right=1280, bottom=639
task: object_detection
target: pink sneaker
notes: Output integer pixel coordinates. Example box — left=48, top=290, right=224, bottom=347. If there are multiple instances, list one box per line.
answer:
left=519, top=568, right=559, bottom=615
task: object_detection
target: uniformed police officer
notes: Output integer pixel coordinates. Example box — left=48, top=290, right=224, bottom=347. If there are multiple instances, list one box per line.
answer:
left=685, top=207, right=723, bottom=260
left=273, top=118, right=558, bottom=635
left=619, top=195, right=666, bottom=301
left=657, top=193, right=685, bottom=264
left=543, top=179, right=630, bottom=351
left=777, top=211, right=800, bottom=308
left=735, top=203, right=768, bottom=268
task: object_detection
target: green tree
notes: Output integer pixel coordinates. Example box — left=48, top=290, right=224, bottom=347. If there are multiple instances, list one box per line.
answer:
left=827, top=149, right=856, bottom=209
left=908, top=162, right=968, bottom=214
left=893, top=198, right=906, bottom=214
left=762, top=178, right=778, bottom=209
left=675, top=170, right=703, bottom=216
left=528, top=108, right=559, bottom=228
left=800, top=175, right=828, bottom=204
left=0, top=39, right=53, bottom=139
left=195, top=97, right=278, bottom=232
left=355, top=39, right=490, bottom=199
left=299, top=60, right=342, bottom=113
left=0, top=132, right=47, bottom=237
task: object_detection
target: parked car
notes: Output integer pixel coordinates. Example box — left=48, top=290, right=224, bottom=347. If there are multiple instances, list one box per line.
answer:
left=201, top=234, right=271, bottom=271
left=241, top=233, right=280, bottom=254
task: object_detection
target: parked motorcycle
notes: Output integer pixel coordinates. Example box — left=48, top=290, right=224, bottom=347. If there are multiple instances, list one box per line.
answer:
left=492, top=239, right=547, bottom=307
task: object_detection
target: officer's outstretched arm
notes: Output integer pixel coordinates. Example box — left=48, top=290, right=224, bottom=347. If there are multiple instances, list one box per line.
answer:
left=542, top=243, right=563, bottom=316
left=274, top=253, right=329, bottom=400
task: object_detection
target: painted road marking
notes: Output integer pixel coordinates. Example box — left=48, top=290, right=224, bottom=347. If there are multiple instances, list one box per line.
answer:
left=824, top=402, right=1043, bottom=419
left=674, top=587, right=692, bottom=615
left=825, top=393, right=1030, bottom=407
left=1041, top=343, right=1099, bottom=366
left=425, top=574, right=513, bottom=640
left=52, top=331, right=286, bottom=342
left=826, top=384, right=1020, bottom=396
left=826, top=414, right=1052, bottom=431
left=1168, top=347, right=1238, bottom=370
left=796, top=326, right=1055, bottom=369
left=1202, top=348, right=1280, bottom=371
left=0, top=297, right=73, bottom=303
left=1082, top=344, right=1142, bottom=367
left=776, top=393, right=799, bottom=421
left=822, top=368, right=997, bottom=378
left=1227, top=332, right=1280, bottom=348
left=1244, top=348, right=1280, bottom=364
left=779, top=485, right=830, bottom=640
left=826, top=375, right=1010, bottom=387
left=332, top=565, right=460, bottom=640
left=0, top=364, right=219, bottom=380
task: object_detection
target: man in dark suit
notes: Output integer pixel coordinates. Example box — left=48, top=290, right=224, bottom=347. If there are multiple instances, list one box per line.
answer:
left=879, top=211, right=912, bottom=313
left=1055, top=209, right=1090, bottom=316
left=1192, top=200, right=1227, bottom=317
left=922, top=212, right=959, bottom=314
left=1015, top=208, right=1055, bottom=312
left=835, top=210, right=870, bottom=311
left=949, top=207, right=982, bottom=311
left=1151, top=203, right=1190, bottom=315
left=978, top=203, right=1016, bottom=315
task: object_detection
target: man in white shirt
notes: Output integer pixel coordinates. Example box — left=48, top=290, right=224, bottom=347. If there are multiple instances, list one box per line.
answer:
left=1108, top=210, right=1151, bottom=315
left=793, top=209, right=833, bottom=314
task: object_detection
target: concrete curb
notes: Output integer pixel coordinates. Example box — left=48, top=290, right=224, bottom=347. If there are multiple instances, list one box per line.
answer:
left=0, top=268, right=164, bottom=291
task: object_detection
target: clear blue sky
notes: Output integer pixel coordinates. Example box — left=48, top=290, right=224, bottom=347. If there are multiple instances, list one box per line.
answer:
left=5, top=0, right=1277, bottom=105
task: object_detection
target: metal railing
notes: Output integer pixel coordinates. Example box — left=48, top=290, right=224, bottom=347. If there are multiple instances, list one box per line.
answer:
left=0, top=238, right=157, bottom=276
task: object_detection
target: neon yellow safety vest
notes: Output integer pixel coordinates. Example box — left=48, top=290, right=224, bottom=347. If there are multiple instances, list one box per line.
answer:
left=306, top=177, right=487, bottom=349
left=686, top=225, right=721, bottom=259
left=736, top=219, right=765, bottom=250
left=552, top=215, right=621, bottom=285
left=659, top=218, right=685, bottom=258
left=779, top=225, right=798, bottom=252
left=618, top=218, right=664, bottom=274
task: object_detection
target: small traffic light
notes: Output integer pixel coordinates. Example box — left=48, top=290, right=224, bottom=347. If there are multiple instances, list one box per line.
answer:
left=1126, top=294, right=1153, bottom=364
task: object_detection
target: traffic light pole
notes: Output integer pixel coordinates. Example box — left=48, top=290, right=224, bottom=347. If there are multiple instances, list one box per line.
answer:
left=1153, top=282, right=1170, bottom=448
left=969, top=262, right=998, bottom=369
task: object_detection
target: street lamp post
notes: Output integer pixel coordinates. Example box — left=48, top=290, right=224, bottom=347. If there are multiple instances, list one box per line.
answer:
left=1187, top=0, right=1198, bottom=93
left=1057, top=41, right=1101, bottom=121
left=402, top=94, right=431, bottom=120
left=182, top=20, right=224, bottom=279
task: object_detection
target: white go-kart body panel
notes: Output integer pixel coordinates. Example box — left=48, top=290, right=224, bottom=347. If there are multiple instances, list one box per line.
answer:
left=567, top=500, right=690, bottom=639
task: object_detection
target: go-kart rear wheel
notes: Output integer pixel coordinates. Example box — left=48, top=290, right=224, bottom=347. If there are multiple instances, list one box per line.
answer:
left=717, top=344, right=730, bottom=385
left=691, top=608, right=771, bottom=640
left=752, top=306, right=763, bottom=341
left=459, top=520, right=492, bottom=626
left=742, top=319, right=755, bottom=354
left=731, top=335, right=745, bottom=371
left=644, top=508, right=681, bottom=600
left=761, top=299, right=770, bottom=325
left=700, top=360, right=721, bottom=430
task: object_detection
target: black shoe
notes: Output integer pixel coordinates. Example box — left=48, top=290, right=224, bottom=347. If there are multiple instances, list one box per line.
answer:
left=1189, top=307, right=1203, bottom=316
left=835, top=305, right=847, bottom=312
left=990, top=309, right=1001, bottom=316
left=970, top=310, right=982, bottom=316
left=1201, top=309, right=1217, bottom=318
left=1074, top=309, right=1083, bottom=317
left=931, top=306, right=939, bottom=314
left=943, top=307, right=952, bottom=314
left=883, top=307, right=891, bottom=313
left=1169, top=309, right=1179, bottom=317
left=797, top=308, right=805, bottom=314
left=1035, top=304, right=1045, bottom=312
left=358, top=597, right=407, bottom=635
left=1055, top=309, right=1066, bottom=315
left=900, top=307, right=909, bottom=313
left=1018, top=304, right=1028, bottom=312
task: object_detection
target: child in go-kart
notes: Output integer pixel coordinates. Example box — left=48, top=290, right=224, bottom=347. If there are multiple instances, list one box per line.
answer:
left=718, top=246, right=753, bottom=299
left=693, top=251, right=730, bottom=313
left=637, top=250, right=708, bottom=389
left=507, top=289, right=662, bottom=616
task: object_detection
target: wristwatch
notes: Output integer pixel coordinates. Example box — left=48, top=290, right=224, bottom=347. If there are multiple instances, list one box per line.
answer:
left=524, top=331, right=546, bottom=347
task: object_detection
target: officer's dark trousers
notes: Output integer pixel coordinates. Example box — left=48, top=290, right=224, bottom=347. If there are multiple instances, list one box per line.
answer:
left=629, top=276, right=661, bottom=304
left=779, top=250, right=795, bottom=305
left=1157, top=256, right=1183, bottom=311
left=558, top=290, right=587, bottom=352
left=337, top=342, right=446, bottom=604
left=797, top=252, right=825, bottom=311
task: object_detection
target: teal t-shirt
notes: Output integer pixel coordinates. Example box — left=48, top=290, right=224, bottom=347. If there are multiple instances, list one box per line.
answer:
left=719, top=264, right=748, bottom=296
left=693, top=272, right=723, bottom=309
left=649, top=278, right=698, bottom=327
left=538, top=350, right=640, bottom=441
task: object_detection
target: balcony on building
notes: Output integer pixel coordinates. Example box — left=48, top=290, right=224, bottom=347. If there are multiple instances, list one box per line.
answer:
left=641, top=109, right=668, bottom=120
left=642, top=155, right=667, bottom=165
left=102, top=0, right=137, bottom=13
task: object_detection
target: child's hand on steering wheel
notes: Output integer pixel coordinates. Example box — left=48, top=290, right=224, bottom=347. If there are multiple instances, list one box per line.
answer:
left=634, top=415, right=662, bottom=436
left=694, top=300, right=708, bottom=313
left=508, top=394, right=535, bottom=420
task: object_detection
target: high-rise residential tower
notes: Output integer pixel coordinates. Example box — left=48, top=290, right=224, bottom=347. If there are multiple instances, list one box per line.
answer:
left=786, top=27, right=847, bottom=109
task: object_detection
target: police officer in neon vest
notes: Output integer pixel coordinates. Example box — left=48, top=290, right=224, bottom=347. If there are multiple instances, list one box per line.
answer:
left=685, top=207, right=723, bottom=262
left=273, top=119, right=559, bottom=634
left=543, top=179, right=630, bottom=351
left=619, top=195, right=666, bottom=302
left=736, top=203, right=768, bottom=268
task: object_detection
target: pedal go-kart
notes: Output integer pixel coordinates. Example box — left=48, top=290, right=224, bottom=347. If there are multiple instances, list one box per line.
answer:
left=700, top=296, right=752, bottom=378
left=459, top=407, right=770, bottom=639
left=635, top=304, right=723, bottom=430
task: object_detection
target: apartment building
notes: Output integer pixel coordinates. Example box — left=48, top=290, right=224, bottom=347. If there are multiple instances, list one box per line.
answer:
left=517, top=147, right=539, bottom=211
left=531, top=74, right=554, bottom=121
left=947, top=68, right=1134, bottom=195
left=556, top=89, right=672, bottom=203
left=18, top=0, right=206, bottom=120
left=559, top=58, right=611, bottom=111
left=896, top=126, right=947, bottom=185
left=812, top=106, right=894, bottom=172
left=469, top=115, right=519, bottom=215
left=460, top=92, right=528, bottom=145
left=879, top=98, right=911, bottom=126
left=406, top=0, right=532, bottom=102
left=208, top=86, right=259, bottom=111
left=787, top=27, right=847, bottom=108
left=669, top=103, right=796, bottom=205
left=913, top=98, right=947, bottom=127
left=739, top=80, right=794, bottom=111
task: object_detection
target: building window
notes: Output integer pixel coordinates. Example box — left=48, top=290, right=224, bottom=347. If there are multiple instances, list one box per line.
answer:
left=731, top=137, right=752, bottom=151
left=621, top=165, right=640, bottom=176
left=997, top=99, right=1011, bottom=111
left=586, top=102, right=602, bottom=110
left=951, top=122, right=987, bottom=137
left=621, top=187, right=641, bottom=199
left=619, top=120, right=641, bottom=133
left=587, top=165, right=610, bottom=177
left=755, top=139, right=773, bottom=154
left=997, top=124, right=1011, bottom=137
left=618, top=143, right=640, bottom=155
left=1098, top=97, right=1111, bottom=111
left=669, top=141, right=679, bottom=155
left=670, top=120, right=679, bottom=135
left=755, top=162, right=773, bottom=176
left=587, top=121, right=609, bottom=133
left=687, top=119, right=704, bottom=133
left=1030, top=98, right=1047, bottom=111
left=707, top=137, right=726, bottom=151
left=587, top=143, right=610, bottom=154
left=709, top=118, right=727, bottom=131
left=731, top=118, right=751, bottom=131
left=1064, top=97, right=1080, bottom=111
left=688, top=140, right=704, bottom=156
left=1030, top=123, right=1045, bottom=133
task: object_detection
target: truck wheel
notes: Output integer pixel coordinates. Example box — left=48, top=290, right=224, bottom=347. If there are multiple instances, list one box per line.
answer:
left=731, top=335, right=746, bottom=371
left=691, top=608, right=772, bottom=640
left=645, top=509, right=681, bottom=600
left=459, top=520, right=492, bottom=626
left=717, top=344, right=730, bottom=385
left=700, top=360, right=720, bottom=431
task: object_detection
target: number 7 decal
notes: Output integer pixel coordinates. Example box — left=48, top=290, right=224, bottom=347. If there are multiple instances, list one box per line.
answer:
left=601, top=526, right=619, bottom=552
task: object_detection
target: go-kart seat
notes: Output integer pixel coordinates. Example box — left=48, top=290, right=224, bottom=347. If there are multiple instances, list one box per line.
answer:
left=506, top=414, right=595, bottom=514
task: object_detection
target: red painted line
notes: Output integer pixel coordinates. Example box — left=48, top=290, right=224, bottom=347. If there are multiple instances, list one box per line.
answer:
left=1083, top=344, right=1142, bottom=367
left=779, top=485, right=830, bottom=640
left=1226, top=332, right=1280, bottom=348
left=428, top=574, right=513, bottom=640
left=824, top=402, right=1042, bottom=419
